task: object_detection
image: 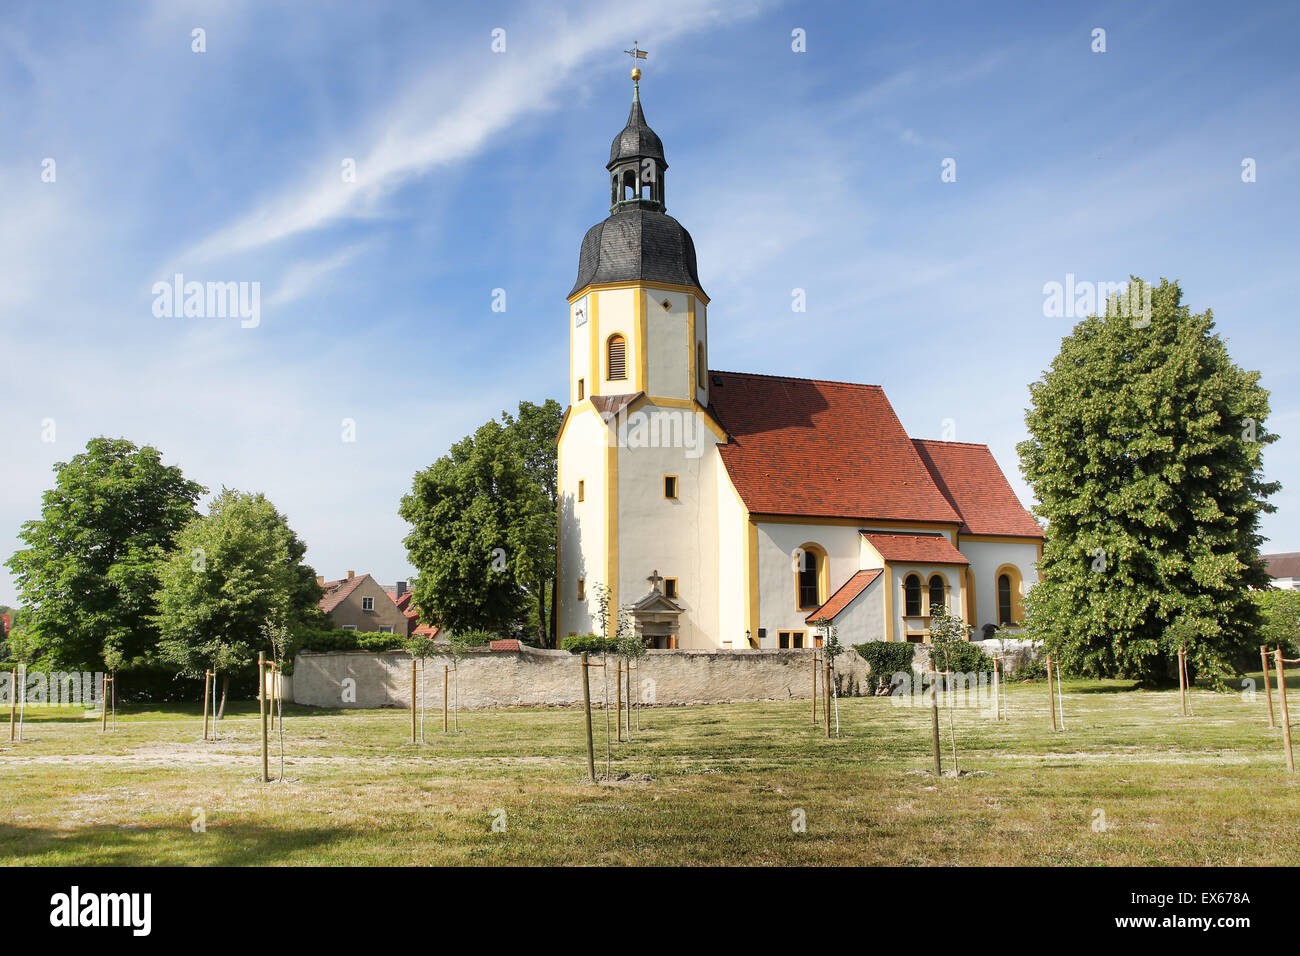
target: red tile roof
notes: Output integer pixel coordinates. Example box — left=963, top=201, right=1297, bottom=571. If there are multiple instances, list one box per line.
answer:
left=805, top=569, right=882, bottom=623
left=318, top=574, right=370, bottom=613
left=862, top=531, right=969, bottom=566
left=707, top=372, right=962, bottom=524
left=489, top=639, right=523, bottom=652
left=911, top=440, right=1043, bottom=539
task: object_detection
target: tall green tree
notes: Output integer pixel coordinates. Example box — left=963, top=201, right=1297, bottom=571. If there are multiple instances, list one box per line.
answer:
left=500, top=399, right=564, bottom=643
left=401, top=418, right=551, bottom=637
left=1019, top=279, right=1279, bottom=687
left=6, top=438, right=206, bottom=669
left=154, top=488, right=321, bottom=715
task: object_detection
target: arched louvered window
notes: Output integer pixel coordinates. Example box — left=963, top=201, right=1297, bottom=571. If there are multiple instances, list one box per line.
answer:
left=928, top=575, right=947, bottom=614
left=607, top=334, right=627, bottom=381
left=904, top=574, right=923, bottom=617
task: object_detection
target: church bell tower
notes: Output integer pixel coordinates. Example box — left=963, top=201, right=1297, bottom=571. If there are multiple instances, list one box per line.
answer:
left=556, top=54, right=724, bottom=647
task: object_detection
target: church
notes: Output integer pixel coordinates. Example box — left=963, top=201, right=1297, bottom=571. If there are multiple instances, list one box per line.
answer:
left=556, top=66, right=1044, bottom=650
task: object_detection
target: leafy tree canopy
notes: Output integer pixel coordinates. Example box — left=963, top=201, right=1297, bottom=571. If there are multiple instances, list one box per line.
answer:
left=400, top=416, right=552, bottom=637
left=1019, top=279, right=1278, bottom=687
left=154, top=488, right=321, bottom=678
left=5, top=437, right=206, bottom=669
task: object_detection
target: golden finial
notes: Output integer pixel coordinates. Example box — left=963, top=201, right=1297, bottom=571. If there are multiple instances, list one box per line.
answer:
left=625, top=42, right=647, bottom=95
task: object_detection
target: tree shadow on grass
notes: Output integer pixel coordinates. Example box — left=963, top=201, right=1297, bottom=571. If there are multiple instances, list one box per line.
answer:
left=0, top=822, right=355, bottom=866
left=1071, top=682, right=1142, bottom=694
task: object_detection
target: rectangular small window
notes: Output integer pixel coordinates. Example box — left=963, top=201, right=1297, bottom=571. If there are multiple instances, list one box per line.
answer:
left=342, top=625, right=358, bottom=632
left=577, top=378, right=585, bottom=401
left=664, top=577, right=678, bottom=599
left=378, top=625, right=393, bottom=634
left=578, top=480, right=585, bottom=502
left=664, top=475, right=678, bottom=499
left=778, top=631, right=805, bottom=649
left=577, top=578, right=586, bottom=601
left=362, top=597, right=374, bottom=611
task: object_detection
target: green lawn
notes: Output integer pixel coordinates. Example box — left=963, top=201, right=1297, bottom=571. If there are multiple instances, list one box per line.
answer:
left=2, top=672, right=1298, bottom=865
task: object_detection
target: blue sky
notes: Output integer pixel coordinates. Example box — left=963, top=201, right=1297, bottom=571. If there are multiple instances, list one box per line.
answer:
left=1, top=0, right=1297, bottom=604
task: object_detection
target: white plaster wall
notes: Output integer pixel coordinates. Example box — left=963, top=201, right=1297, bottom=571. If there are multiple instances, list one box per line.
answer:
left=715, top=461, right=748, bottom=648
left=616, top=402, right=722, bottom=648
left=694, top=299, right=709, bottom=407
left=570, top=293, right=591, bottom=404
left=755, top=522, right=864, bottom=648
left=832, top=575, right=885, bottom=644
left=558, top=408, right=611, bottom=638
left=595, top=287, right=636, bottom=392
left=884, top=563, right=968, bottom=642
left=644, top=288, right=691, bottom=401
left=959, top=538, right=1040, bottom=633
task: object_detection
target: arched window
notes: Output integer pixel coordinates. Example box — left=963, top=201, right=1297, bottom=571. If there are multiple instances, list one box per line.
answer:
left=928, top=575, right=947, bottom=614
left=795, top=544, right=827, bottom=610
left=995, top=564, right=1024, bottom=626
left=696, top=342, right=706, bottom=390
left=606, top=334, right=627, bottom=381
left=904, top=574, right=923, bottom=617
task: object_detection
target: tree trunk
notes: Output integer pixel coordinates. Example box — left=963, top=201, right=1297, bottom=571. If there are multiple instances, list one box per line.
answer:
left=548, top=576, right=557, bottom=649
left=536, top=581, right=546, bottom=645
left=217, top=674, right=229, bottom=720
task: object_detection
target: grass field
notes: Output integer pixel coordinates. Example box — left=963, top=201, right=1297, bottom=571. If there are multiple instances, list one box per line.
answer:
left=2, top=672, right=1298, bottom=866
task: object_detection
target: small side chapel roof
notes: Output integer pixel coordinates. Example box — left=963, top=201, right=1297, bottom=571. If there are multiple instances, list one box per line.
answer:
left=805, top=568, right=883, bottom=624
left=862, top=531, right=969, bottom=566
left=706, top=371, right=962, bottom=525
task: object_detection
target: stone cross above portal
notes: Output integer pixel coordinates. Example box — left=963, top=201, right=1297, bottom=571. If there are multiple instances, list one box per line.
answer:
left=647, top=569, right=663, bottom=593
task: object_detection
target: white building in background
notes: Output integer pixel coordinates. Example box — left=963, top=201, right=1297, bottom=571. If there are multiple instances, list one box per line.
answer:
left=1263, top=553, right=1300, bottom=590
left=556, top=70, right=1043, bottom=650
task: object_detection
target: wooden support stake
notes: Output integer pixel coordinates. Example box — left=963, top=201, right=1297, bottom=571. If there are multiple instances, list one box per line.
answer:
left=202, top=671, right=211, bottom=740
left=1047, top=653, right=1058, bottom=731
left=259, top=653, right=269, bottom=783
left=929, top=664, right=942, bottom=776
left=824, top=656, right=832, bottom=738
left=410, top=658, right=417, bottom=744
left=7, top=668, right=14, bottom=742
left=1276, top=649, right=1294, bottom=773
left=1262, top=645, right=1275, bottom=728
left=443, top=665, right=449, bottom=733
left=992, top=657, right=1001, bottom=721
left=101, top=674, right=109, bottom=733
left=811, top=652, right=818, bottom=724
left=581, top=652, right=596, bottom=782
left=1179, top=647, right=1189, bottom=717
left=616, top=661, right=623, bottom=743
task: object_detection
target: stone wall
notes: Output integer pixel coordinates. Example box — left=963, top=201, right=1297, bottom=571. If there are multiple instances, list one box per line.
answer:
left=291, top=645, right=873, bottom=710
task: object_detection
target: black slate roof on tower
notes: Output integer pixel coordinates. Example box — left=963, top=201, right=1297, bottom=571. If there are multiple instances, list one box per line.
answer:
left=569, top=75, right=705, bottom=298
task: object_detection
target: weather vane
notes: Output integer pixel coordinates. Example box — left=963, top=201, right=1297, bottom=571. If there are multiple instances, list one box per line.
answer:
left=624, top=41, right=648, bottom=88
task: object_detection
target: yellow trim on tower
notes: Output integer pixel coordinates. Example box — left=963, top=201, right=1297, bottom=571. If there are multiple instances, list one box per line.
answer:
left=569, top=279, right=709, bottom=306
left=588, top=293, right=599, bottom=394
left=605, top=438, right=619, bottom=617
left=687, top=295, right=696, bottom=400
left=746, top=519, right=758, bottom=644
left=635, top=290, right=647, bottom=392
left=882, top=565, right=894, bottom=641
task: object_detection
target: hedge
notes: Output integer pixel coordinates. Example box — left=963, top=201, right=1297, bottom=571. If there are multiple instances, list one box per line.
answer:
left=853, top=642, right=916, bottom=694
left=560, top=634, right=615, bottom=655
